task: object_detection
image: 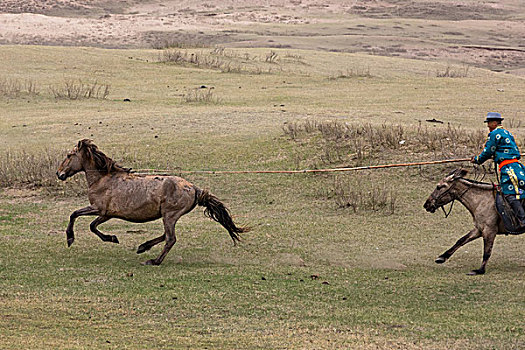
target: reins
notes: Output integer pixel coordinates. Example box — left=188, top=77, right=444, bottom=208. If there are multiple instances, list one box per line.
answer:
left=434, top=178, right=482, bottom=218
left=441, top=201, right=455, bottom=218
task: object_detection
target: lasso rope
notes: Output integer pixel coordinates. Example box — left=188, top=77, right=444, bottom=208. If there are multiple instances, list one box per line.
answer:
left=131, top=158, right=471, bottom=176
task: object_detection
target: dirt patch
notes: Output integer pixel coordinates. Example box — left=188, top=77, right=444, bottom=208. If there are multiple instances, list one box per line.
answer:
left=399, top=46, right=525, bottom=72
left=274, top=253, right=306, bottom=266
left=1, top=187, right=43, bottom=200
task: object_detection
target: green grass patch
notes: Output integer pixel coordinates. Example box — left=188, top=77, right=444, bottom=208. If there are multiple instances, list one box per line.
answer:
left=0, top=45, right=524, bottom=349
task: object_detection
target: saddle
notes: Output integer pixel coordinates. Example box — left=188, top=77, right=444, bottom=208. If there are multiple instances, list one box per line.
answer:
left=495, top=191, right=525, bottom=235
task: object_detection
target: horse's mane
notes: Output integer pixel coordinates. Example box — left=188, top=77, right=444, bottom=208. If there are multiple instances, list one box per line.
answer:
left=458, top=177, right=495, bottom=190
left=78, top=139, right=130, bottom=174
left=447, top=168, right=495, bottom=190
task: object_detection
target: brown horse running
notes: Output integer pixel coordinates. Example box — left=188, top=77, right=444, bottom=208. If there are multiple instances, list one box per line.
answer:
left=424, top=168, right=518, bottom=275
left=56, top=139, right=249, bottom=265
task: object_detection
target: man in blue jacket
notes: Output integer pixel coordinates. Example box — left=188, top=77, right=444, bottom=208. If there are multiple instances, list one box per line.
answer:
left=471, top=112, right=525, bottom=226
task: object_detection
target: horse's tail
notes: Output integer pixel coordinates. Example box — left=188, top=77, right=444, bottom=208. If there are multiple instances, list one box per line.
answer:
left=195, top=187, right=250, bottom=244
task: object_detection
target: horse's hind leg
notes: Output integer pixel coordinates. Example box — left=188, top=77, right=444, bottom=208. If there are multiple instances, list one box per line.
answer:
left=467, top=231, right=496, bottom=276
left=89, top=216, right=119, bottom=244
left=66, top=205, right=100, bottom=247
left=435, top=228, right=481, bottom=264
left=142, top=211, right=182, bottom=266
left=137, top=234, right=165, bottom=254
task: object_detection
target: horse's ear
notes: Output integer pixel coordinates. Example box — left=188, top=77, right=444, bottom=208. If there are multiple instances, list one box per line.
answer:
left=446, top=168, right=468, bottom=180
left=77, top=139, right=92, bottom=152
left=454, top=168, right=469, bottom=178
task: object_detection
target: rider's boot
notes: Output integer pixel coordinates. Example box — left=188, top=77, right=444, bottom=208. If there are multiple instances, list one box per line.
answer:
left=505, top=194, right=525, bottom=228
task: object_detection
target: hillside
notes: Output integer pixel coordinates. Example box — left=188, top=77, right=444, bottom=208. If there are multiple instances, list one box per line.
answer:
left=0, top=0, right=524, bottom=74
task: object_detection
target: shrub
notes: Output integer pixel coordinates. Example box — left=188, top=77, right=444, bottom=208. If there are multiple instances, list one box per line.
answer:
left=332, top=175, right=397, bottom=214
left=49, top=79, right=110, bottom=100
left=158, top=48, right=281, bottom=74
left=0, top=77, right=39, bottom=97
left=327, top=66, right=372, bottom=80
left=283, top=119, right=485, bottom=166
left=182, top=87, right=221, bottom=103
left=436, top=65, right=469, bottom=78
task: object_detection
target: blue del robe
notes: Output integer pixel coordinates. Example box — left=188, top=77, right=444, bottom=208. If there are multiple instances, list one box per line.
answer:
left=474, top=126, right=525, bottom=198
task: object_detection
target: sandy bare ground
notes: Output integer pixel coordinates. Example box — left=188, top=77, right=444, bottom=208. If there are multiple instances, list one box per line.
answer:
left=0, top=0, right=524, bottom=73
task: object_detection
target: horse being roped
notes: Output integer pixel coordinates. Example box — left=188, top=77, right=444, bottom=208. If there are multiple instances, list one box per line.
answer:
left=56, top=139, right=250, bottom=266
left=424, top=168, right=522, bottom=275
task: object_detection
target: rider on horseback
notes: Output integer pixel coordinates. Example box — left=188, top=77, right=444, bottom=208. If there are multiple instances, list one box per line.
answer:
left=471, top=112, right=525, bottom=227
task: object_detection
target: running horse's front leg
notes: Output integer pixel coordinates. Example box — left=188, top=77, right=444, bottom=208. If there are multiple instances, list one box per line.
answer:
left=435, top=227, right=481, bottom=264
left=65, top=205, right=100, bottom=247
left=89, top=216, right=119, bottom=244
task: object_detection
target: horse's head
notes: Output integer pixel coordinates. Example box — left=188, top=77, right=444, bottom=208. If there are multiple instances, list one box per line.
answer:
left=424, top=168, right=469, bottom=213
left=56, top=140, right=90, bottom=181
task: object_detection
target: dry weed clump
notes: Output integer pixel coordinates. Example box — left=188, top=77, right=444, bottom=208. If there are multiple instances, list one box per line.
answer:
left=49, top=79, right=110, bottom=100
left=328, top=66, right=372, bottom=80
left=436, top=65, right=470, bottom=78
left=182, top=87, right=221, bottom=103
left=158, top=48, right=282, bottom=74
left=332, top=175, right=397, bottom=214
left=505, top=118, right=522, bottom=129
left=414, top=121, right=485, bottom=158
left=151, top=39, right=210, bottom=50
left=283, top=120, right=405, bottom=166
left=283, top=119, right=486, bottom=167
left=265, top=51, right=279, bottom=63
left=283, top=52, right=305, bottom=61
left=0, top=77, right=39, bottom=97
left=0, top=149, right=84, bottom=195
left=283, top=120, right=486, bottom=174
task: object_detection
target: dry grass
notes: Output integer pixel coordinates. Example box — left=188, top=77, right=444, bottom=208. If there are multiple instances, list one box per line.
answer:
left=0, top=45, right=524, bottom=350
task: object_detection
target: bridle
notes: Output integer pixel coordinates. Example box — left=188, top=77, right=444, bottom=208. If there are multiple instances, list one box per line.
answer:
left=430, top=177, right=475, bottom=218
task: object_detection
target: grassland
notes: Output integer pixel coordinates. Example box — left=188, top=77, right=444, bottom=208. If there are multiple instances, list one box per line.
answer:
left=0, top=44, right=524, bottom=349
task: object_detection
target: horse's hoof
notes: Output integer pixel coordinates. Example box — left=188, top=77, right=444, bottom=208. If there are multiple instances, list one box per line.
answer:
left=67, top=238, right=74, bottom=247
left=141, top=259, right=158, bottom=266
left=110, top=236, right=119, bottom=244
left=467, top=269, right=485, bottom=276
left=435, top=256, right=447, bottom=264
left=136, top=245, right=148, bottom=254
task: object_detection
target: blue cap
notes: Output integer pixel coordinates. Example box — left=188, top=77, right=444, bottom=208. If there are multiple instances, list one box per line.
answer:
left=484, top=112, right=503, bottom=123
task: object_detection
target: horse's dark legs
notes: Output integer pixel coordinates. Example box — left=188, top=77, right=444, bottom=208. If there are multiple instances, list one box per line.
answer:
left=467, top=232, right=496, bottom=276
left=137, top=234, right=165, bottom=254
left=66, top=206, right=100, bottom=247
left=142, top=212, right=181, bottom=266
left=89, top=216, right=119, bottom=244
left=435, top=228, right=481, bottom=264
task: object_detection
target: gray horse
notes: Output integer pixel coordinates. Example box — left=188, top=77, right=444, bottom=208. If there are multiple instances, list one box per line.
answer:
left=424, top=168, right=519, bottom=275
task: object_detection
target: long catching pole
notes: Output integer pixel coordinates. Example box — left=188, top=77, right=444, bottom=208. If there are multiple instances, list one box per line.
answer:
left=132, top=158, right=471, bottom=175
